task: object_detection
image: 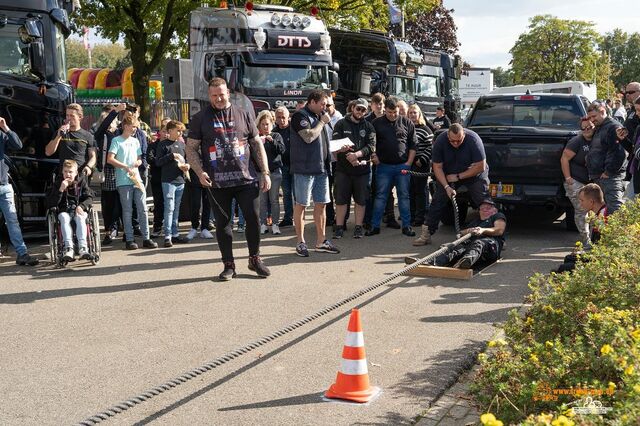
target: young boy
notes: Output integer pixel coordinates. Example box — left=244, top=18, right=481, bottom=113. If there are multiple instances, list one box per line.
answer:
left=155, top=120, right=190, bottom=247
left=556, top=183, right=608, bottom=272
left=46, top=159, right=94, bottom=261
left=107, top=116, right=158, bottom=250
left=147, top=117, right=171, bottom=237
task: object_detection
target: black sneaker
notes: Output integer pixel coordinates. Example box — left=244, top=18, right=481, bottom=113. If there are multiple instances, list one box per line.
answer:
left=219, top=261, right=237, bottom=281
left=164, top=238, right=173, bottom=248
left=402, top=226, right=416, bottom=237
left=353, top=225, right=364, bottom=239
left=173, top=235, right=190, bottom=244
left=278, top=219, right=293, bottom=227
left=296, top=242, right=309, bottom=257
left=386, top=218, right=401, bottom=229
left=143, top=239, right=158, bottom=249
left=126, top=241, right=138, bottom=250
left=16, top=253, right=39, bottom=266
left=453, top=256, right=474, bottom=269
left=102, top=234, right=113, bottom=246
left=365, top=227, right=381, bottom=236
left=315, top=239, right=340, bottom=254
left=333, top=227, right=344, bottom=239
left=248, top=255, right=271, bottom=277
left=133, top=227, right=143, bottom=237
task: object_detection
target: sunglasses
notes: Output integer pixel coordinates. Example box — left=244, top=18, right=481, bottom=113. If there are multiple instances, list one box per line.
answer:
left=354, top=106, right=367, bottom=112
left=581, top=126, right=594, bottom=131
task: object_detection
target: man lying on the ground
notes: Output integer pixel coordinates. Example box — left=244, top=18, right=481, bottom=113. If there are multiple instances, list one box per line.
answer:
left=430, top=199, right=506, bottom=269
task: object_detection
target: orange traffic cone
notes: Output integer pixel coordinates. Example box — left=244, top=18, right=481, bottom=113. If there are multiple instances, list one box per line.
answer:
left=325, top=308, right=380, bottom=403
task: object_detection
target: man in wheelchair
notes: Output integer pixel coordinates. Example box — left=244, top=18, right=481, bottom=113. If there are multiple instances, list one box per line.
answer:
left=47, top=160, right=94, bottom=262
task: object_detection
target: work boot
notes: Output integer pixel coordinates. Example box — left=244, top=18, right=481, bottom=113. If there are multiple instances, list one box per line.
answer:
left=248, top=255, right=271, bottom=277
left=386, top=217, right=401, bottom=229
left=413, top=225, right=432, bottom=246
left=219, top=261, right=237, bottom=281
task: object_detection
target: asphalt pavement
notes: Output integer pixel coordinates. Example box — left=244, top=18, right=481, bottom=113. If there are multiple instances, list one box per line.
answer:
left=0, top=208, right=577, bottom=425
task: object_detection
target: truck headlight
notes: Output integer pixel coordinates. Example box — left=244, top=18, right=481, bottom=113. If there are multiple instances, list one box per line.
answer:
left=281, top=14, right=292, bottom=26
left=292, top=15, right=302, bottom=27
left=271, top=14, right=281, bottom=26
left=302, top=17, right=311, bottom=28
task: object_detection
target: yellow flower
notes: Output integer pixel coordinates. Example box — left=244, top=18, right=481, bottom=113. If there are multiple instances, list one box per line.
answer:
left=488, top=340, right=497, bottom=347
left=608, top=382, right=616, bottom=391
left=530, top=354, right=539, bottom=363
left=536, top=413, right=554, bottom=424
left=624, top=365, right=634, bottom=375
left=480, top=413, right=496, bottom=424
left=552, top=415, right=575, bottom=426
left=563, top=408, right=575, bottom=418
left=634, top=384, right=640, bottom=394
left=545, top=341, right=554, bottom=349
left=478, top=353, right=487, bottom=362
left=600, top=344, right=614, bottom=355
left=525, top=317, right=535, bottom=326
left=631, top=329, right=640, bottom=340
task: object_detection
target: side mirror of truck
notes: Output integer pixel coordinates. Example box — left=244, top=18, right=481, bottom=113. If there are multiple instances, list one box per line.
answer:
left=331, top=71, right=339, bottom=91
left=28, top=40, right=46, bottom=80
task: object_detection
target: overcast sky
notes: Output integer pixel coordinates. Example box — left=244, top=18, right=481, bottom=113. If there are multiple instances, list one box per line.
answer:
left=446, top=0, right=640, bottom=69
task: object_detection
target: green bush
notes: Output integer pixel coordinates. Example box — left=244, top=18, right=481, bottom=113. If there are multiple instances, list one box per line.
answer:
left=471, top=198, right=640, bottom=425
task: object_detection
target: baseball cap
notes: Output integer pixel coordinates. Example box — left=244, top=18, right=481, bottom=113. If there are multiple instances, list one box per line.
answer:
left=354, top=98, right=369, bottom=109
left=480, top=198, right=496, bottom=206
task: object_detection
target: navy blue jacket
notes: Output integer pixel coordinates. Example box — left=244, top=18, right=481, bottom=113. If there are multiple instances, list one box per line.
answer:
left=0, top=129, right=21, bottom=185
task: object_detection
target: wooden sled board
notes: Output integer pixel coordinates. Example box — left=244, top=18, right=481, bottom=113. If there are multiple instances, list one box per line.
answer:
left=403, top=256, right=502, bottom=280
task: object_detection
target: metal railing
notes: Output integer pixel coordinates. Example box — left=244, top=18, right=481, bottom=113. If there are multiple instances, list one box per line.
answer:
left=77, top=99, right=191, bottom=132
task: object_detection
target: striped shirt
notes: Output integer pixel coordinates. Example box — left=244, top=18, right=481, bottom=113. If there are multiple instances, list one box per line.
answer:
left=414, top=124, right=433, bottom=167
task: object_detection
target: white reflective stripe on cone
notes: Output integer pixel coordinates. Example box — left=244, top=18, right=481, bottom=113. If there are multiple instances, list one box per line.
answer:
left=344, top=331, right=364, bottom=347
left=341, top=359, right=368, bottom=375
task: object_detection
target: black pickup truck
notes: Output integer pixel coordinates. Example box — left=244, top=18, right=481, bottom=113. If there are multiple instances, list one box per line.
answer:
left=464, top=93, right=590, bottom=227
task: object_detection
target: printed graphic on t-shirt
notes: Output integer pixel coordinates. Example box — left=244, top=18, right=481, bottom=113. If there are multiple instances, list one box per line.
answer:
left=209, top=116, right=249, bottom=184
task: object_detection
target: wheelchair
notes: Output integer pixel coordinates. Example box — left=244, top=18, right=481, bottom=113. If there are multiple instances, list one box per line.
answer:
left=47, top=207, right=102, bottom=267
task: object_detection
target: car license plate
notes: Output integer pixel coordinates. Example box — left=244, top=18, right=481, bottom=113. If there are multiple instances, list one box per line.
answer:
left=490, top=183, right=514, bottom=196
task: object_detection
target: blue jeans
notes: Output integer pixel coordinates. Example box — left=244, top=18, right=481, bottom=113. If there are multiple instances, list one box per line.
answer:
left=117, top=185, right=150, bottom=241
left=371, top=163, right=411, bottom=228
left=281, top=165, right=294, bottom=222
left=162, top=182, right=185, bottom=238
left=59, top=211, right=88, bottom=249
left=0, top=184, right=27, bottom=256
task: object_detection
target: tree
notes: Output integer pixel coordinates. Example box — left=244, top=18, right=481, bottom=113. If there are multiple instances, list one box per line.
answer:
left=73, top=0, right=201, bottom=120
left=390, top=5, right=459, bottom=53
left=491, top=67, right=514, bottom=88
left=600, top=29, right=640, bottom=91
left=510, top=15, right=601, bottom=85
left=65, top=39, right=131, bottom=69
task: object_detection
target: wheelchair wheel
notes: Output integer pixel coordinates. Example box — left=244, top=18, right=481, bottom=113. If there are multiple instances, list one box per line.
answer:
left=89, top=208, right=101, bottom=265
left=47, top=211, right=60, bottom=266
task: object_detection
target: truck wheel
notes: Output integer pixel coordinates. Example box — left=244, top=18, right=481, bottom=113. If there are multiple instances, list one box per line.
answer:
left=564, top=205, right=578, bottom=231
left=441, top=200, right=469, bottom=227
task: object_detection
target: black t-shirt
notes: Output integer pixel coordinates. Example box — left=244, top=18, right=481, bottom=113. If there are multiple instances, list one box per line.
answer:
left=432, top=129, right=488, bottom=180
left=57, top=129, right=95, bottom=168
left=372, top=115, right=416, bottom=164
left=565, top=134, right=590, bottom=184
left=157, top=138, right=187, bottom=184
left=467, top=212, right=507, bottom=248
left=188, top=104, right=258, bottom=188
left=273, top=125, right=291, bottom=167
left=432, top=115, right=451, bottom=130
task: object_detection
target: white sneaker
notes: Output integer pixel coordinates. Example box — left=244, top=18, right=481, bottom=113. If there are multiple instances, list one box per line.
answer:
left=62, top=247, right=75, bottom=262
left=260, top=224, right=269, bottom=234
left=271, top=224, right=281, bottom=235
left=200, top=228, right=214, bottom=239
left=78, top=247, right=91, bottom=260
left=186, top=228, right=198, bottom=240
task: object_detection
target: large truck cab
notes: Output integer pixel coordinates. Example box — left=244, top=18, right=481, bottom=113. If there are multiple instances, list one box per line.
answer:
left=189, top=3, right=336, bottom=115
left=329, top=29, right=421, bottom=112
left=416, top=50, right=461, bottom=122
left=0, top=0, right=74, bottom=227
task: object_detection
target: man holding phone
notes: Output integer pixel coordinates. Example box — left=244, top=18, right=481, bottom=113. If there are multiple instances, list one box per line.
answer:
left=46, top=103, right=96, bottom=176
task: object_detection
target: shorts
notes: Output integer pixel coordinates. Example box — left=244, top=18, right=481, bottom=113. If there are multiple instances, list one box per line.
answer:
left=334, top=171, right=370, bottom=206
left=293, top=173, right=330, bottom=206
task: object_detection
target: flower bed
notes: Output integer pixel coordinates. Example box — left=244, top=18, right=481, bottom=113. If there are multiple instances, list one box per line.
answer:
left=471, top=198, right=640, bottom=425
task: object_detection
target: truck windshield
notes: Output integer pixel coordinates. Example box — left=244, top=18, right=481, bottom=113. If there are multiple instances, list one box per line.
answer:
left=54, top=23, right=67, bottom=82
left=389, top=76, right=415, bottom=102
left=469, top=97, right=583, bottom=129
left=242, top=64, right=328, bottom=89
left=417, top=75, right=440, bottom=97
left=0, top=23, right=31, bottom=78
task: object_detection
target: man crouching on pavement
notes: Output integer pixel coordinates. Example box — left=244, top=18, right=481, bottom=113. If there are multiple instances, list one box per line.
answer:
left=431, top=199, right=506, bottom=269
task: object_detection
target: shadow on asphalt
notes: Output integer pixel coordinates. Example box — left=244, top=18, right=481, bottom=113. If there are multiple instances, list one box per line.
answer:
left=129, top=282, right=407, bottom=425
